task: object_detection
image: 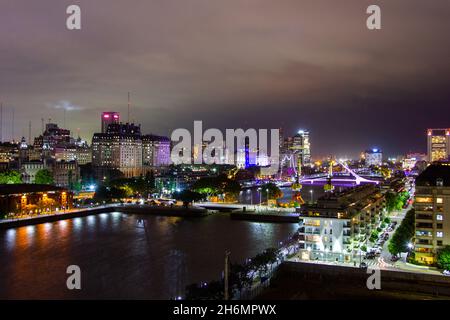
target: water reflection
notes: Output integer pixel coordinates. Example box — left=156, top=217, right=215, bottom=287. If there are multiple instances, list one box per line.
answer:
left=0, top=212, right=296, bottom=299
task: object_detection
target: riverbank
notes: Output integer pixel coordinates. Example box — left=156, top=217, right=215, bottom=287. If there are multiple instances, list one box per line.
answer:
left=0, top=204, right=208, bottom=229
left=230, top=211, right=299, bottom=223
left=256, top=261, right=450, bottom=299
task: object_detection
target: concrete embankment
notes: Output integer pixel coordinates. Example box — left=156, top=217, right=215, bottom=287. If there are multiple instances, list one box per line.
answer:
left=230, top=212, right=299, bottom=223
left=257, top=261, right=450, bottom=299
left=0, top=205, right=208, bottom=229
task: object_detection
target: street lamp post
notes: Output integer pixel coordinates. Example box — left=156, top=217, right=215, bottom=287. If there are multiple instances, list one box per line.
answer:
left=258, top=188, right=262, bottom=208
left=309, top=189, right=313, bottom=203
left=247, top=189, right=253, bottom=206
left=266, top=189, right=269, bottom=210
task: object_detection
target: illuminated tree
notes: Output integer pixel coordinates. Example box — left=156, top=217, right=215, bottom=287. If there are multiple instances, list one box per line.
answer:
left=173, top=190, right=204, bottom=208
left=437, top=246, right=450, bottom=270
left=261, top=183, right=283, bottom=200
left=0, top=170, right=22, bottom=184
left=35, top=169, right=54, bottom=185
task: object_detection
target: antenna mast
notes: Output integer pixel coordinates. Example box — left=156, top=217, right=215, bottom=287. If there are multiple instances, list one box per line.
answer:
left=28, top=121, right=32, bottom=144
left=127, top=92, right=131, bottom=123
left=0, top=102, right=2, bottom=143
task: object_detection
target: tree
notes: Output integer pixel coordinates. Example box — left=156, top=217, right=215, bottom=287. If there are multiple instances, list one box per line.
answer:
left=192, top=174, right=241, bottom=200
left=229, top=263, right=253, bottom=296
left=185, top=280, right=224, bottom=300
left=94, top=185, right=128, bottom=201
left=388, top=209, right=415, bottom=256
left=35, top=169, right=54, bottom=185
left=173, top=190, right=204, bottom=208
left=437, top=246, right=450, bottom=270
left=261, top=183, right=283, bottom=201
left=0, top=170, right=22, bottom=184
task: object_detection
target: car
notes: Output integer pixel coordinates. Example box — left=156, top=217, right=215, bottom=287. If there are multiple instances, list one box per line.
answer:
left=390, top=255, right=400, bottom=262
left=386, top=227, right=393, bottom=232
left=360, top=262, right=368, bottom=268
left=443, top=270, right=450, bottom=276
left=365, top=252, right=376, bottom=259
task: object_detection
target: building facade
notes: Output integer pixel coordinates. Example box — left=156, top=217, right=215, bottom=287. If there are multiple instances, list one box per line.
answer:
left=414, top=163, right=450, bottom=264
left=427, top=129, right=450, bottom=162
left=364, top=148, right=383, bottom=167
left=142, top=135, right=171, bottom=167
left=289, top=130, right=311, bottom=166
left=101, top=112, right=120, bottom=133
left=298, top=184, right=385, bottom=262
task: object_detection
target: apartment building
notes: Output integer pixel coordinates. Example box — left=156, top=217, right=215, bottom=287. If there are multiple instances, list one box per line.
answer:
left=414, top=163, right=450, bottom=264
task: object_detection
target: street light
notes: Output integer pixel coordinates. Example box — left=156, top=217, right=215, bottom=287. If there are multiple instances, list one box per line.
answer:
left=257, top=188, right=262, bottom=208
left=309, top=189, right=313, bottom=203
left=266, top=188, right=269, bottom=210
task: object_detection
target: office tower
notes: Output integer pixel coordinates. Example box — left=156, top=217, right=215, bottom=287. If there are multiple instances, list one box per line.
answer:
left=427, top=129, right=450, bottom=162
left=364, top=148, right=383, bottom=166
left=101, top=112, right=120, bottom=133
left=291, top=130, right=311, bottom=166
left=142, top=135, right=171, bottom=167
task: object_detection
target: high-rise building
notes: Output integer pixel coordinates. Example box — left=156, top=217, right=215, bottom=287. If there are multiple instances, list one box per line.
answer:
left=364, top=148, right=383, bottom=167
left=414, top=163, right=450, bottom=264
left=290, top=130, right=311, bottom=166
left=92, top=132, right=143, bottom=178
left=427, top=129, right=450, bottom=162
left=101, top=112, right=120, bottom=133
left=142, top=135, right=171, bottom=167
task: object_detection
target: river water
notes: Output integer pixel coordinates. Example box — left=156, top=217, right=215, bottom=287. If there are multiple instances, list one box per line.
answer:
left=0, top=212, right=297, bottom=299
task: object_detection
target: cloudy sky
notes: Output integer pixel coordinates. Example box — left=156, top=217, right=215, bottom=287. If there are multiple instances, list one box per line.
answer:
left=1, top=0, right=450, bottom=158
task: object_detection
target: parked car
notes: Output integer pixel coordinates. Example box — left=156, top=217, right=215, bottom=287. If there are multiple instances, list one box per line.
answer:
left=443, top=270, right=450, bottom=276
left=360, top=262, right=367, bottom=268
left=365, top=252, right=376, bottom=259
left=390, top=255, right=400, bottom=262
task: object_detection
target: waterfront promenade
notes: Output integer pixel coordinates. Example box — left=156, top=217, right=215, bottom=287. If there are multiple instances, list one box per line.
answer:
left=0, top=203, right=208, bottom=229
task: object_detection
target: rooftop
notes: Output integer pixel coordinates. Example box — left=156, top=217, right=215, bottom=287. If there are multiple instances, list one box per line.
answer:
left=0, top=184, right=68, bottom=196
left=416, top=162, right=450, bottom=187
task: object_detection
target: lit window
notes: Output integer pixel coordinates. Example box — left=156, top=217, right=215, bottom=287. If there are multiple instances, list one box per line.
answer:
left=437, top=215, right=443, bottom=221
left=437, top=232, right=443, bottom=238
left=416, top=197, right=433, bottom=203
left=437, top=198, right=443, bottom=204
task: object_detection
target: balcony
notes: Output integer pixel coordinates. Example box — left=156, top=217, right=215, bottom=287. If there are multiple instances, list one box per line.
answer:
left=415, top=243, right=434, bottom=249
left=416, top=214, right=433, bottom=221
left=416, top=223, right=433, bottom=229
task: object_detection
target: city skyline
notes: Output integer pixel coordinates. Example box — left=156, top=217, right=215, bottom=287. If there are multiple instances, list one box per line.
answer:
left=2, top=0, right=450, bottom=158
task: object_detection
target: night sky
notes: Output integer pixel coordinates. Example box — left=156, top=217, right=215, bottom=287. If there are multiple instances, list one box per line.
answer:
left=1, top=0, right=450, bottom=158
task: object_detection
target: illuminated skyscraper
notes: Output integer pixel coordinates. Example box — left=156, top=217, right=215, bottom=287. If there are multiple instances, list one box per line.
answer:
left=101, top=112, right=120, bottom=133
left=364, top=148, right=383, bottom=167
left=427, top=129, right=450, bottom=162
left=291, top=130, right=311, bottom=166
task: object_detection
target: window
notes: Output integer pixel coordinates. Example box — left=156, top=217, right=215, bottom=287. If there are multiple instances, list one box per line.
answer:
left=437, top=214, right=443, bottom=221
left=416, top=197, right=433, bottom=203
left=437, top=232, right=443, bottom=238
left=438, top=241, right=443, bottom=246
left=437, top=198, right=443, bottom=204
left=330, top=229, right=333, bottom=235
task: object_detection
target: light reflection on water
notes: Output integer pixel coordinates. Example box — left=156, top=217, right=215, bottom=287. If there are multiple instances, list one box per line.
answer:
left=0, top=212, right=297, bottom=299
